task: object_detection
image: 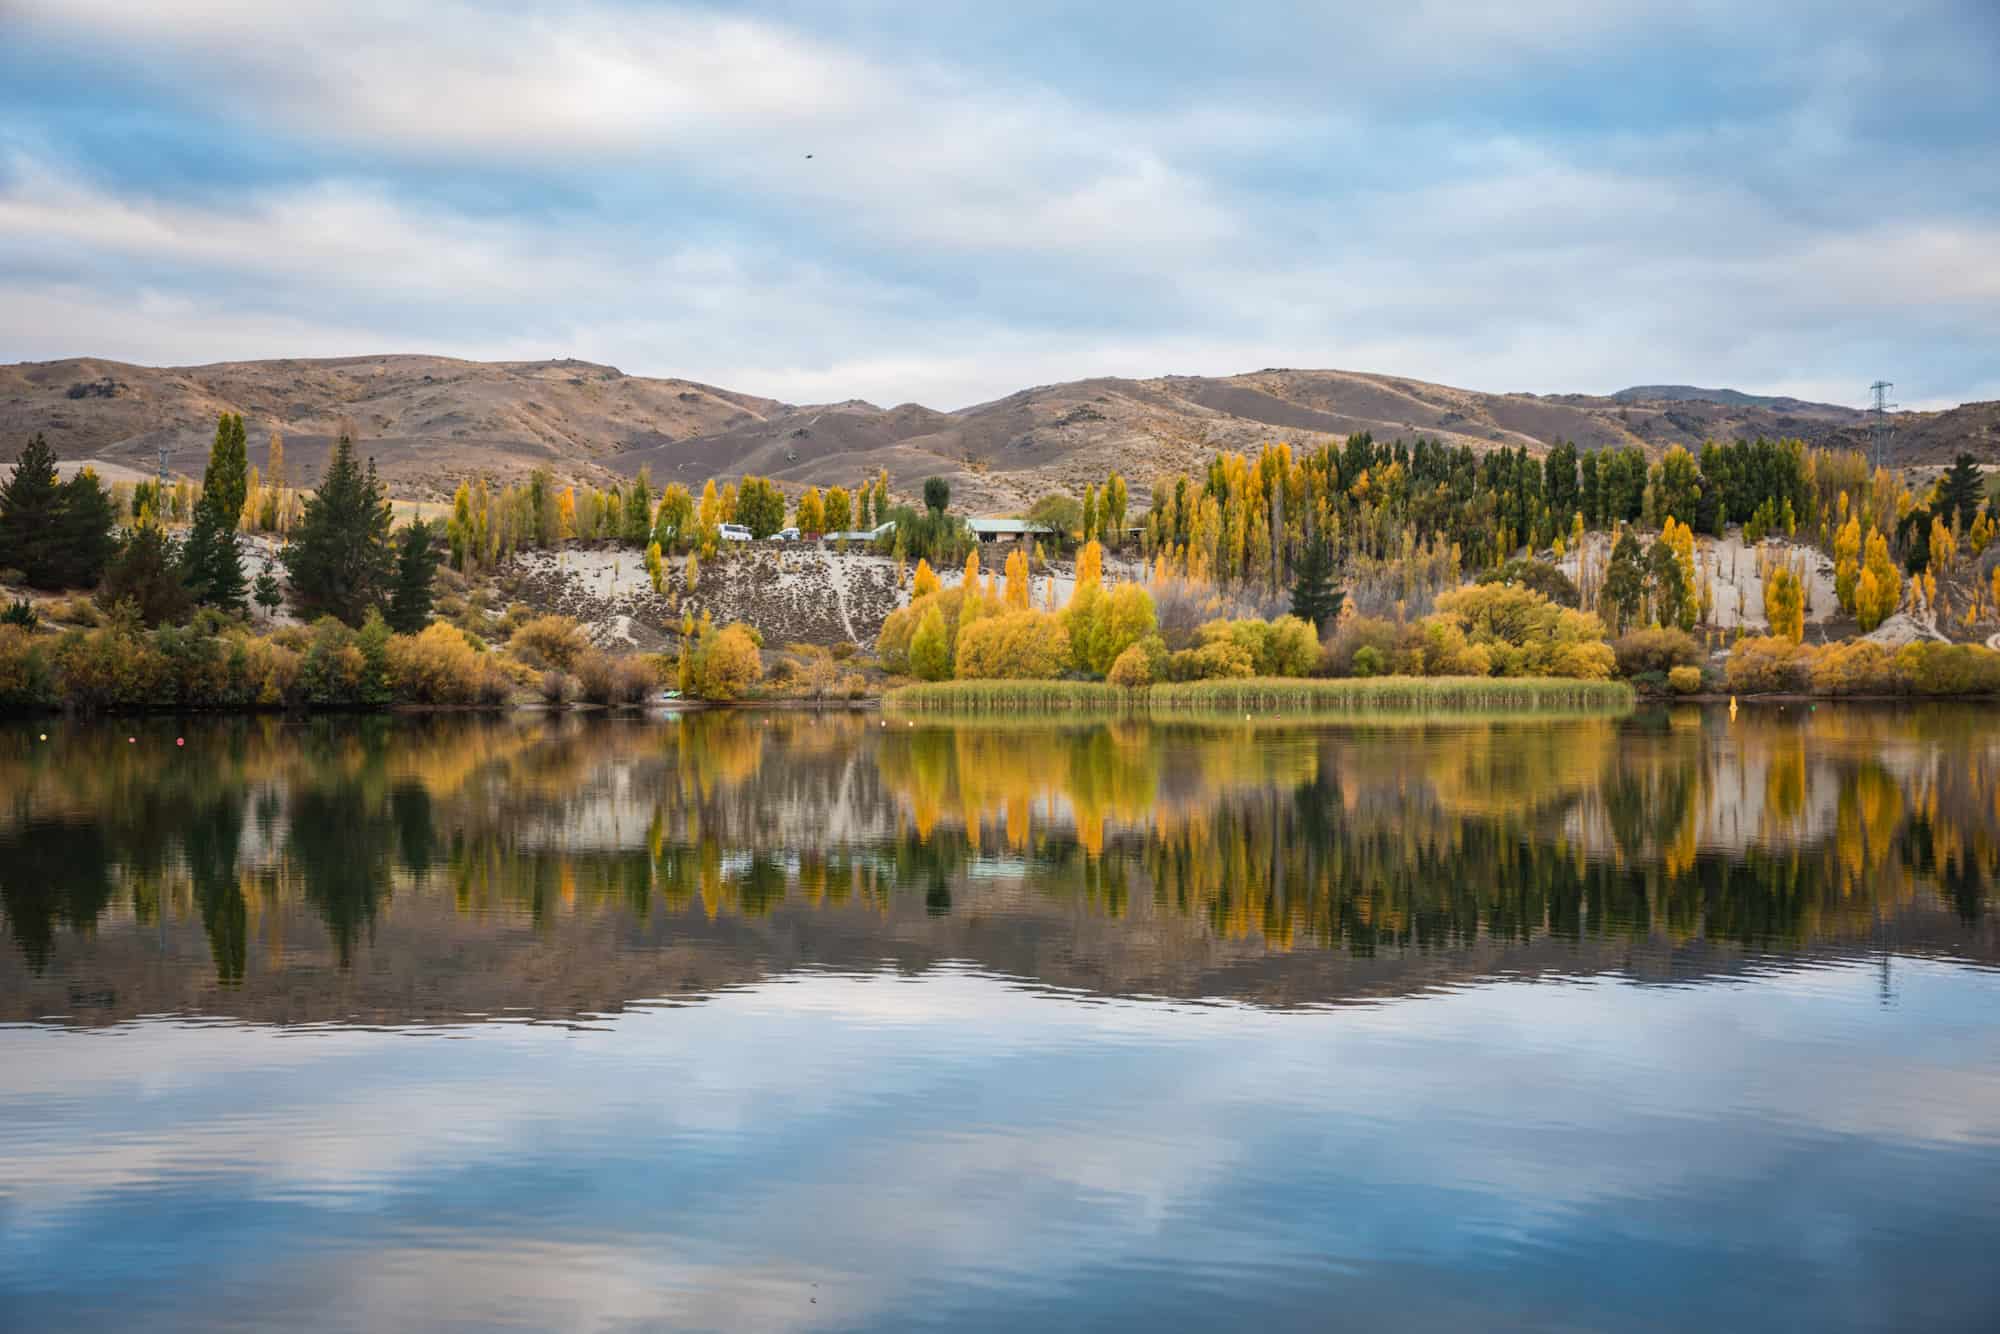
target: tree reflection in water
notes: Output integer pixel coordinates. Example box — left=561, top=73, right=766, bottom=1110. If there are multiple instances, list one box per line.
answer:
left=0, top=708, right=1993, bottom=993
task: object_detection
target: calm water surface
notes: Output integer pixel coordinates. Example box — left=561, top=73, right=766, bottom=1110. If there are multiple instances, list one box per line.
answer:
left=2, top=706, right=1997, bottom=1332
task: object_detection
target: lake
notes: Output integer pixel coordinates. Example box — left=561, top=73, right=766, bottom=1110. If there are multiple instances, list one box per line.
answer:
left=2, top=707, right=1997, bottom=1332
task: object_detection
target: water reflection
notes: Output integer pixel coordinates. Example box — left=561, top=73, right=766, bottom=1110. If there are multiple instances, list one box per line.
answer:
left=4, top=710, right=2000, bottom=1332
left=0, top=707, right=1994, bottom=1022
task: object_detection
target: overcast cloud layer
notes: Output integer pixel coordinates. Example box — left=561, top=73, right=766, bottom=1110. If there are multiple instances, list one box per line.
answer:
left=2, top=0, right=1995, bottom=410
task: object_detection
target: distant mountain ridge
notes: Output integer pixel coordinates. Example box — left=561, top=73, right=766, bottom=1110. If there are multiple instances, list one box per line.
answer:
left=2, top=354, right=1991, bottom=511
left=1610, top=384, right=1851, bottom=413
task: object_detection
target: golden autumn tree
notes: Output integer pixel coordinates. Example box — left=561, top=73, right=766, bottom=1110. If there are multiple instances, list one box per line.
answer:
left=795, top=486, right=824, bottom=536
left=1003, top=547, right=1030, bottom=610
left=1833, top=512, right=1861, bottom=614
left=1855, top=529, right=1901, bottom=632
left=1761, top=551, right=1805, bottom=642
left=824, top=485, right=852, bottom=534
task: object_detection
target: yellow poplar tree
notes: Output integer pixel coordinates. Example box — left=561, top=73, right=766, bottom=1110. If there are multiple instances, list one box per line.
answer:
left=1075, top=539, right=1102, bottom=590
left=796, top=487, right=824, bottom=536
left=1003, top=547, right=1029, bottom=610
left=1761, top=551, right=1805, bottom=642
left=1833, top=514, right=1861, bottom=613
left=1855, top=529, right=1901, bottom=632
left=912, top=558, right=939, bottom=599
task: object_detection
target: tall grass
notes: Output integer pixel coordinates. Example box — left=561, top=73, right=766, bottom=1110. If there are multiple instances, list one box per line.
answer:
left=1148, top=676, right=1634, bottom=716
left=884, top=681, right=1129, bottom=715
left=885, top=676, right=1635, bottom=718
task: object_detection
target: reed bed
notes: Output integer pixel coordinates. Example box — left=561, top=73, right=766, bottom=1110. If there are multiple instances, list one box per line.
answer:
left=884, top=681, right=1130, bottom=715
left=885, top=676, right=1634, bottom=718
left=1147, top=676, right=1634, bottom=716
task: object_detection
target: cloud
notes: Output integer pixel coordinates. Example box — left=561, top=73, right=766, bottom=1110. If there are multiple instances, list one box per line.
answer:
left=0, top=0, right=1994, bottom=408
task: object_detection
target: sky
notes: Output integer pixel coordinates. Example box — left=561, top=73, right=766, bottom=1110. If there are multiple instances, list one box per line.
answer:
left=1, top=0, right=1995, bottom=411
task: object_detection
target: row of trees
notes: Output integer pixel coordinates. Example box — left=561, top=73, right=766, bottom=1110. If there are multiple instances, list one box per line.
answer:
left=1, top=422, right=440, bottom=634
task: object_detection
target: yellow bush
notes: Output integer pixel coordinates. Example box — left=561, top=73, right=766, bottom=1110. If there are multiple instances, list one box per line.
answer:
left=510, top=614, right=589, bottom=671
left=1166, top=639, right=1255, bottom=681
left=1064, top=581, right=1156, bottom=676
left=1422, top=583, right=1614, bottom=679
left=1725, top=636, right=1812, bottom=694
left=1196, top=615, right=1318, bottom=677
left=909, top=605, right=951, bottom=682
left=1667, top=665, right=1702, bottom=694
left=1807, top=641, right=1898, bottom=695
left=1106, top=642, right=1153, bottom=688
left=388, top=623, right=500, bottom=704
left=689, top=623, right=764, bottom=700
left=0, top=625, right=54, bottom=708
left=954, top=609, right=1070, bottom=680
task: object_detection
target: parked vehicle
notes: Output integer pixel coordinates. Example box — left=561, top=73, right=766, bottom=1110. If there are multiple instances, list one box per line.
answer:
left=775, top=527, right=800, bottom=541
left=719, top=523, right=753, bottom=542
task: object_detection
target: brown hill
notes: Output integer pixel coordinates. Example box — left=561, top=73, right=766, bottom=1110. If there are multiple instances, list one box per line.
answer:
left=4, top=354, right=1991, bottom=509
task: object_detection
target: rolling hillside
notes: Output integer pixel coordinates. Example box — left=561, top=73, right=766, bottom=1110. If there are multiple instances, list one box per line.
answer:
left=4, top=354, right=1991, bottom=510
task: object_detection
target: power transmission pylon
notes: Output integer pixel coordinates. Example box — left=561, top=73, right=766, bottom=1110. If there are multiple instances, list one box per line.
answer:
left=1868, top=380, right=1896, bottom=471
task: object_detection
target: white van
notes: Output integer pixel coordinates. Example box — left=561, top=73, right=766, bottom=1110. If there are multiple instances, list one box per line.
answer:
left=718, top=523, right=753, bottom=542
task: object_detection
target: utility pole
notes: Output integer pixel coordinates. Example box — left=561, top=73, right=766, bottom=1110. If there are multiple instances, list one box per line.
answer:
left=1868, top=380, right=1896, bottom=471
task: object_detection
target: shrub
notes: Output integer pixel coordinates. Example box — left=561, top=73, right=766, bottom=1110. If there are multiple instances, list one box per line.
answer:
left=1062, top=581, right=1157, bottom=676
left=1350, top=644, right=1386, bottom=677
left=689, top=623, right=764, bottom=700
left=1725, top=636, right=1812, bottom=694
left=1476, top=558, right=1579, bottom=607
left=1106, top=642, right=1152, bottom=688
left=955, top=609, right=1070, bottom=680
left=540, top=670, right=572, bottom=704
left=0, top=625, right=54, bottom=709
left=1667, top=665, right=1702, bottom=695
left=510, top=614, right=589, bottom=671
left=879, top=587, right=967, bottom=676
left=1613, top=627, right=1702, bottom=678
left=1322, top=614, right=1401, bottom=677
left=909, top=605, right=951, bottom=682
left=1167, top=639, right=1255, bottom=682
left=1806, top=641, right=1899, bottom=695
left=575, top=649, right=656, bottom=705
left=1196, top=615, right=1318, bottom=677
left=2, top=599, right=37, bottom=629
left=387, top=622, right=503, bottom=704
left=1421, top=583, right=1614, bottom=680
left=1895, top=642, right=2000, bottom=695
left=51, top=626, right=166, bottom=710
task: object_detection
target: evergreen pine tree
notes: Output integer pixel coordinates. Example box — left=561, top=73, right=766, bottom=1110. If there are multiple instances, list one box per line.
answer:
left=97, top=523, right=192, bottom=626
left=1289, top=530, right=1344, bottom=632
left=1939, top=453, right=1985, bottom=530
left=252, top=564, right=283, bottom=620
left=387, top=521, right=441, bottom=633
left=49, top=469, right=118, bottom=588
left=0, top=433, right=65, bottom=586
left=182, top=414, right=250, bottom=609
left=281, top=434, right=395, bottom=625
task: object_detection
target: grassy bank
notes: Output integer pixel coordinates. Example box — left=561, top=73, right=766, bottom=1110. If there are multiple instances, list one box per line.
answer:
left=883, top=680, right=1130, bottom=715
left=1148, top=676, right=1635, bottom=716
left=885, top=676, right=1635, bottom=718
